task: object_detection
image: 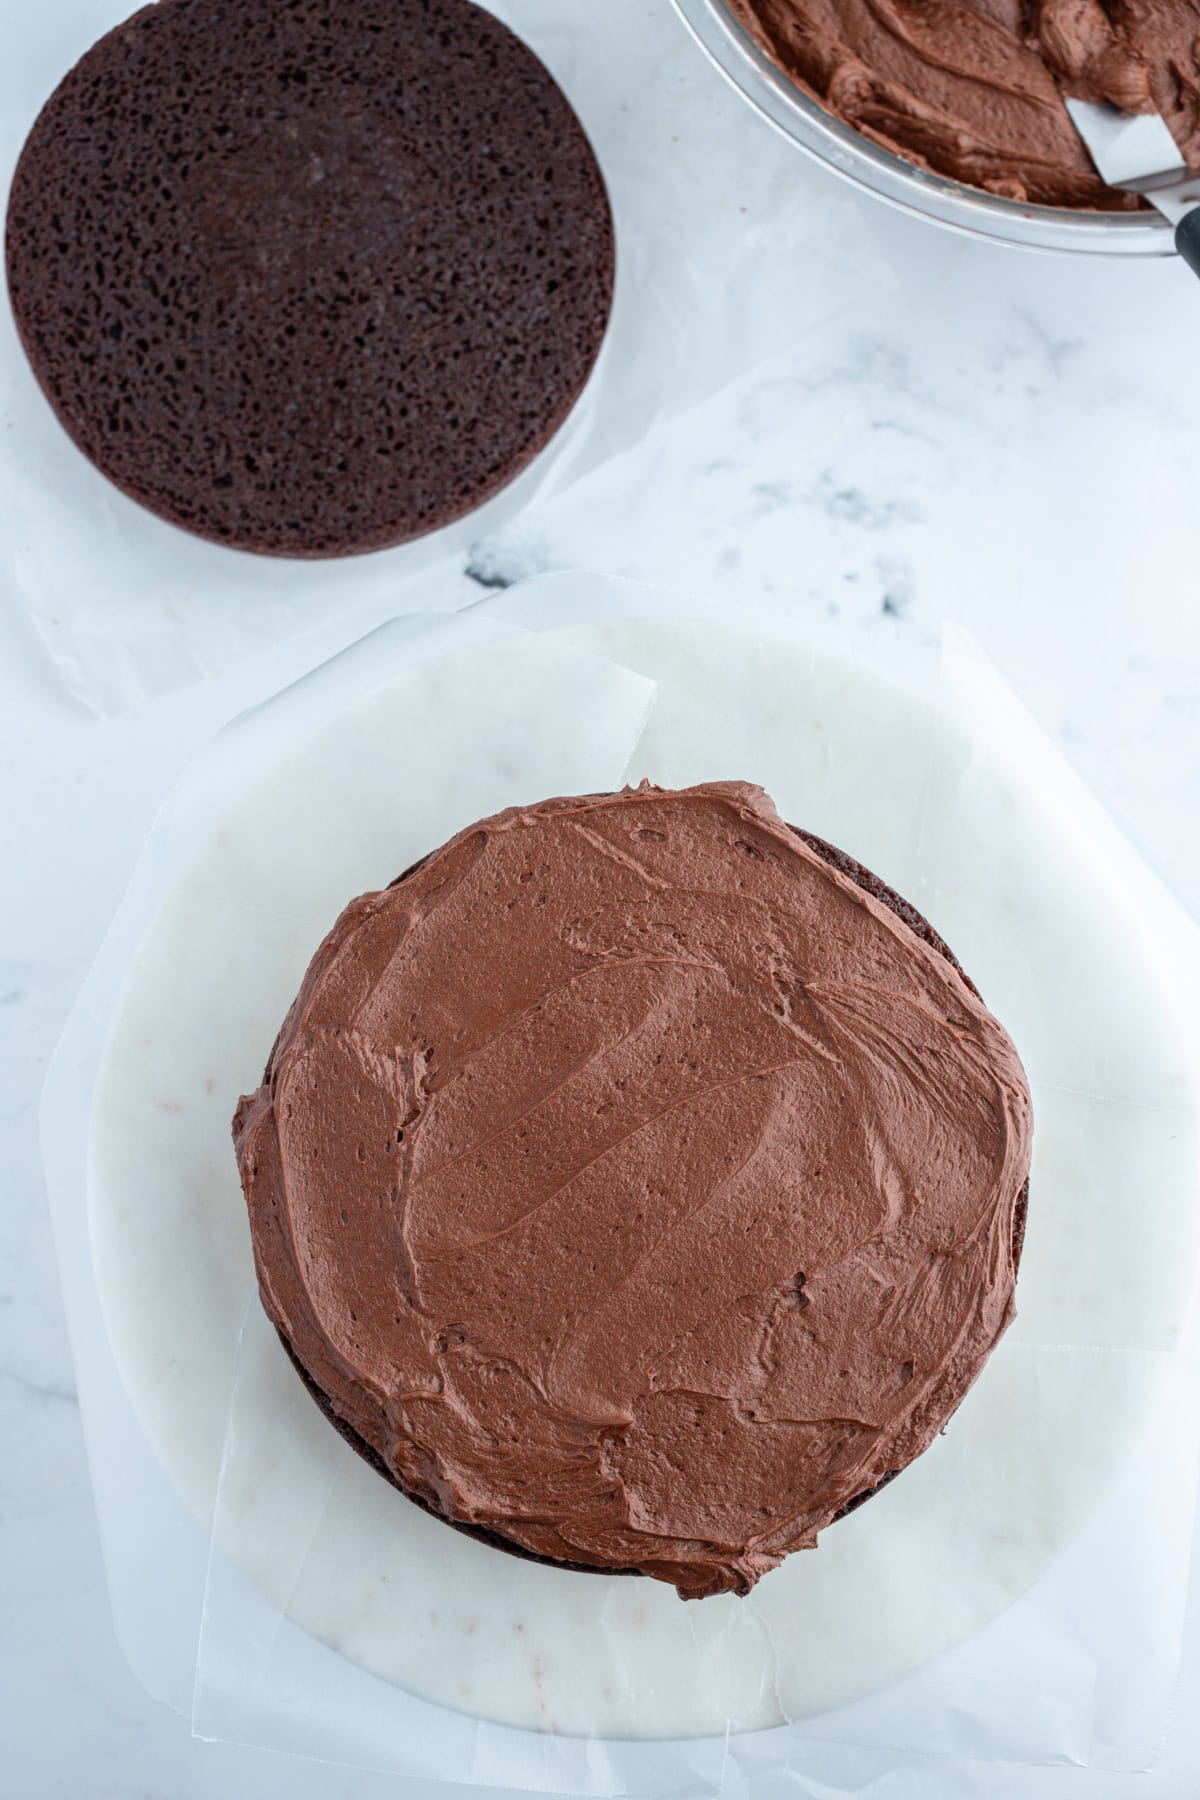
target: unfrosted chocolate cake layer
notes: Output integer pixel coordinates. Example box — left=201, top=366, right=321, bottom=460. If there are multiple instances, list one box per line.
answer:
left=6, top=0, right=614, bottom=555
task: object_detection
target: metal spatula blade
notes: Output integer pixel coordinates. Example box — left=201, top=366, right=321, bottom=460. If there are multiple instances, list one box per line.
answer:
left=1066, top=97, right=1200, bottom=272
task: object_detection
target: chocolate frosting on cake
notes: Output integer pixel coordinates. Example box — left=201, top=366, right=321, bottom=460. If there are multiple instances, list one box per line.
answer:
left=725, top=0, right=1200, bottom=210
left=235, top=783, right=1032, bottom=1599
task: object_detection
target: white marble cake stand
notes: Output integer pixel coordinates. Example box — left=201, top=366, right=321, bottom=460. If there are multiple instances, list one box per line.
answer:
left=87, top=598, right=1200, bottom=1748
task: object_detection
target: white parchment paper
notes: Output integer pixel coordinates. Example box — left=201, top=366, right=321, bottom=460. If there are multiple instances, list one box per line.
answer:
left=54, top=579, right=1200, bottom=1790
left=0, top=0, right=884, bottom=714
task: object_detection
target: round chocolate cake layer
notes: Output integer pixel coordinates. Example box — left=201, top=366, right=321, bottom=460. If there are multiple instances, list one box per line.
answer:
left=5, top=0, right=613, bottom=557
left=235, top=783, right=1033, bottom=1599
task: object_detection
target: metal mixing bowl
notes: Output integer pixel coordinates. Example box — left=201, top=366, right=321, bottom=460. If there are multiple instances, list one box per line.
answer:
left=673, top=0, right=1174, bottom=256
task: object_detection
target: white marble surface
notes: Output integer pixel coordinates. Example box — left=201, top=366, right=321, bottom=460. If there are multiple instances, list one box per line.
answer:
left=5, top=25, right=1200, bottom=1800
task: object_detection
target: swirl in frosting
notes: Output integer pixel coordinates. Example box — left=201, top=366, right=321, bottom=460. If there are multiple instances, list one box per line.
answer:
left=235, top=782, right=1032, bottom=1598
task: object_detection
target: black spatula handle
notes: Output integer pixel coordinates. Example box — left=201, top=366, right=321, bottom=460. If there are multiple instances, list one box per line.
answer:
left=1176, top=207, right=1200, bottom=278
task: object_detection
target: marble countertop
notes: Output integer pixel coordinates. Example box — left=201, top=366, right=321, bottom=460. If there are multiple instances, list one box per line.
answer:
left=5, top=23, right=1200, bottom=1800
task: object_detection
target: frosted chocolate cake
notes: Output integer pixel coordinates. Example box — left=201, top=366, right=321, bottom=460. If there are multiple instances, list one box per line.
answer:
left=234, top=782, right=1032, bottom=1599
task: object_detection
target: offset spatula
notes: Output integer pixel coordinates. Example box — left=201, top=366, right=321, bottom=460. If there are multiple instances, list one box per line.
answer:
left=1066, top=98, right=1200, bottom=274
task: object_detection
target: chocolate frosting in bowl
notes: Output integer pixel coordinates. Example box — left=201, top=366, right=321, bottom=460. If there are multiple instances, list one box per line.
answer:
left=234, top=782, right=1032, bottom=1600
left=723, top=0, right=1200, bottom=210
